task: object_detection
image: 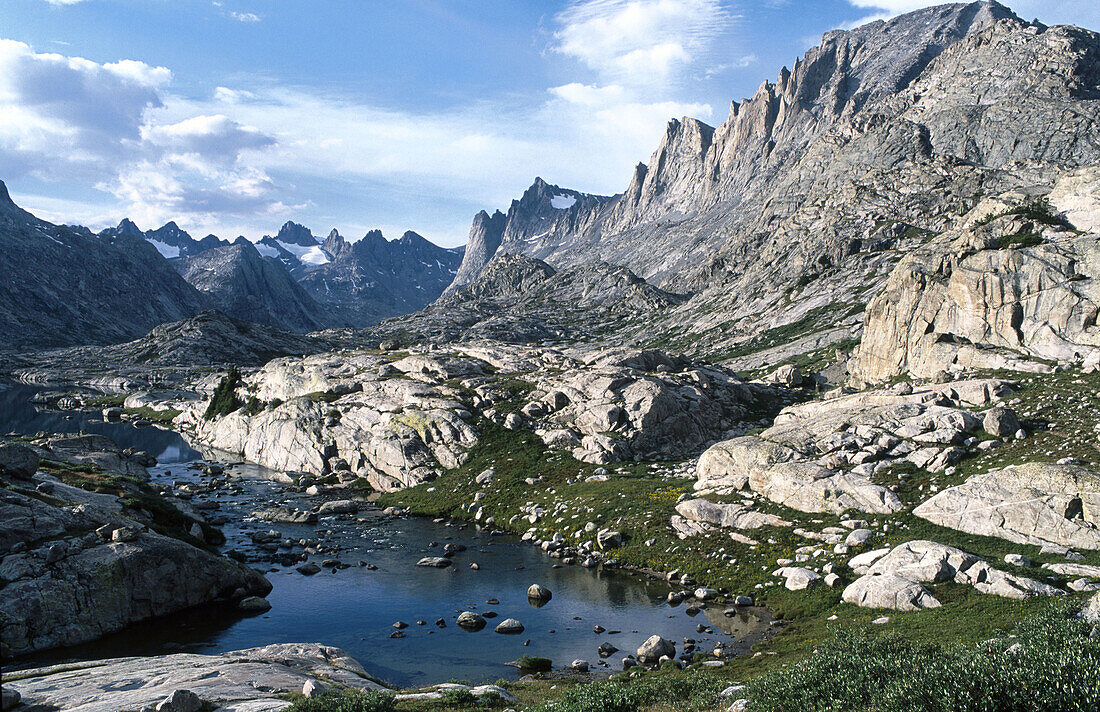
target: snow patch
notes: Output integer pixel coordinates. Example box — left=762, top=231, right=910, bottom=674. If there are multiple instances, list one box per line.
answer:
left=550, top=194, right=576, bottom=209
left=254, top=242, right=279, bottom=259
left=277, top=240, right=330, bottom=265
left=147, top=239, right=180, bottom=259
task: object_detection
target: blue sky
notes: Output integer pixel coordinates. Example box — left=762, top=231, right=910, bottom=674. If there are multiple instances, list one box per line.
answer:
left=1, top=0, right=1098, bottom=247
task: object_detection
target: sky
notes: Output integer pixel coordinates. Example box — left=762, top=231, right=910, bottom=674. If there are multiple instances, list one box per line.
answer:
left=1, top=0, right=1098, bottom=247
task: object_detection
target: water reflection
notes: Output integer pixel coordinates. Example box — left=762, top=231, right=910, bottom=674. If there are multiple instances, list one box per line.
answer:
left=1, top=382, right=775, bottom=687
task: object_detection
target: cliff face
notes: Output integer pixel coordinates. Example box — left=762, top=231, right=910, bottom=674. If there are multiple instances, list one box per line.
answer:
left=438, top=2, right=1100, bottom=364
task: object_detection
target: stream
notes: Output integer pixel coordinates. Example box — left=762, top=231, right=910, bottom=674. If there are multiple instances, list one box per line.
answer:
left=1, top=382, right=774, bottom=688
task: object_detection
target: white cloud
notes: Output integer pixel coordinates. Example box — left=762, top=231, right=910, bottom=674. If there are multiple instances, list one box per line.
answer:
left=0, top=39, right=287, bottom=228
left=552, top=0, right=732, bottom=89
left=141, top=114, right=274, bottom=162
left=846, top=0, right=932, bottom=12
left=229, top=11, right=261, bottom=23
left=0, top=19, right=723, bottom=244
left=41, top=0, right=86, bottom=5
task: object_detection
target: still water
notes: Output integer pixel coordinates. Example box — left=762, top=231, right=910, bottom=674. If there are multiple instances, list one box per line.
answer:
left=1, top=382, right=773, bottom=687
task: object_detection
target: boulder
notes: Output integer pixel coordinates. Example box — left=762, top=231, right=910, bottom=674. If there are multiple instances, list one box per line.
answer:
left=457, top=612, right=486, bottom=631
left=494, top=618, right=524, bottom=634
left=527, top=584, right=552, bottom=601
left=913, top=463, right=1100, bottom=549
left=238, top=596, right=272, bottom=613
left=842, top=573, right=941, bottom=611
left=983, top=407, right=1020, bottom=438
left=155, top=689, right=203, bottom=712
left=317, top=499, right=358, bottom=515
left=774, top=567, right=821, bottom=591
left=0, top=443, right=39, bottom=479
left=596, top=529, right=623, bottom=549
left=842, top=540, right=1063, bottom=610
left=417, top=557, right=453, bottom=568
left=636, top=635, right=675, bottom=665
left=675, top=499, right=791, bottom=530
left=767, top=364, right=804, bottom=387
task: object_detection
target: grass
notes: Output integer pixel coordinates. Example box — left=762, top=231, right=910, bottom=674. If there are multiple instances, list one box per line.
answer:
left=123, top=405, right=181, bottom=424
left=285, top=689, right=397, bottom=712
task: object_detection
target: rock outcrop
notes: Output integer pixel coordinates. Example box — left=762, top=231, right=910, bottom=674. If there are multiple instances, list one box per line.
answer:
left=842, top=540, right=1063, bottom=610
left=0, top=435, right=270, bottom=657
left=913, top=463, right=1100, bottom=549
left=693, top=378, right=1013, bottom=514
left=183, top=347, right=781, bottom=488
left=6, top=643, right=385, bottom=712
left=852, top=200, right=1100, bottom=383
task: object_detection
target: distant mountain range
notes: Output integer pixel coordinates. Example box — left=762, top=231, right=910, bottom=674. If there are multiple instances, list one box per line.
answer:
left=0, top=186, right=462, bottom=350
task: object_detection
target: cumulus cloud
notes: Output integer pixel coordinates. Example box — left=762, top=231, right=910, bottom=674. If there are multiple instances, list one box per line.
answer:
left=229, top=11, right=261, bottom=23
left=552, top=0, right=732, bottom=89
left=0, top=39, right=169, bottom=159
left=0, top=39, right=286, bottom=227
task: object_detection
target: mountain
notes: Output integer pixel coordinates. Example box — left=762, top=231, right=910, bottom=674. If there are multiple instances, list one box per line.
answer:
left=441, top=1, right=1100, bottom=366
left=101, top=219, right=227, bottom=259
left=444, top=178, right=610, bottom=296
left=0, top=182, right=209, bottom=350
left=296, top=228, right=463, bottom=326
left=255, top=221, right=332, bottom=272
left=176, top=238, right=334, bottom=332
left=376, top=252, right=684, bottom=345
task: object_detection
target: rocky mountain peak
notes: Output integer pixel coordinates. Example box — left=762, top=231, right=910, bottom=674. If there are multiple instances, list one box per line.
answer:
left=275, top=221, right=318, bottom=246
left=443, top=209, right=508, bottom=297
left=322, top=228, right=351, bottom=260
left=115, top=218, right=144, bottom=237
left=0, top=180, right=32, bottom=223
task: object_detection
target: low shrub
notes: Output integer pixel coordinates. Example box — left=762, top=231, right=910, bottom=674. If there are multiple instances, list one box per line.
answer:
left=532, top=670, right=726, bottom=712
left=204, top=366, right=242, bottom=420
left=285, top=688, right=396, bottom=712
left=748, top=603, right=1100, bottom=712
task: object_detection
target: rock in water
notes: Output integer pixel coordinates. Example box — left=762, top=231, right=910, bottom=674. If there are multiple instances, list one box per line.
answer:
left=636, top=635, right=675, bottom=665
left=457, top=612, right=486, bottom=631
left=417, top=557, right=453, bottom=568
left=494, top=618, right=524, bottom=634
left=527, top=584, right=552, bottom=601
left=238, top=596, right=272, bottom=613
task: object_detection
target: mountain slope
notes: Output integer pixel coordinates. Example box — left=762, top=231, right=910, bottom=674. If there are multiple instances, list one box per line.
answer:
left=0, top=182, right=210, bottom=350
left=298, top=229, right=463, bottom=326
left=442, top=1, right=1100, bottom=368
left=378, top=252, right=683, bottom=345
left=176, top=239, right=334, bottom=332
